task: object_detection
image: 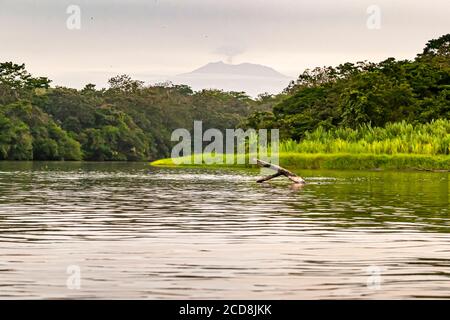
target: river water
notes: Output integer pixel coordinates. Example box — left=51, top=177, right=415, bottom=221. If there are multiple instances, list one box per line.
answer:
left=0, top=162, right=448, bottom=299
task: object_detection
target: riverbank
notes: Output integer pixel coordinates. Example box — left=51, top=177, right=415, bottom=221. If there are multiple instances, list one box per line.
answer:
left=150, top=153, right=450, bottom=171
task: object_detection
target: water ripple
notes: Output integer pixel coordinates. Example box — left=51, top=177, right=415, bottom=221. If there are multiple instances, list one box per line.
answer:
left=0, top=162, right=449, bottom=299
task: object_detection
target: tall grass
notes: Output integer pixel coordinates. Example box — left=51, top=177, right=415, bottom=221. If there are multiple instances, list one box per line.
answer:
left=151, top=120, right=450, bottom=170
left=279, top=120, right=450, bottom=156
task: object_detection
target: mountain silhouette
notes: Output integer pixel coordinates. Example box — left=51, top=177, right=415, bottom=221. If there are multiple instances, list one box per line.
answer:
left=184, top=61, right=289, bottom=78
left=172, top=61, right=293, bottom=96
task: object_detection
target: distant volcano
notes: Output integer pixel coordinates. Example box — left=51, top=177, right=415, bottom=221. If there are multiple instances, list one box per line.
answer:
left=184, top=61, right=289, bottom=79
left=171, top=61, right=293, bottom=97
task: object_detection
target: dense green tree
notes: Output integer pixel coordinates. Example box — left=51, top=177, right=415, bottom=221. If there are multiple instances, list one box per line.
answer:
left=245, top=34, right=450, bottom=140
left=0, top=101, right=82, bottom=160
left=0, top=113, right=33, bottom=160
left=0, top=34, right=448, bottom=161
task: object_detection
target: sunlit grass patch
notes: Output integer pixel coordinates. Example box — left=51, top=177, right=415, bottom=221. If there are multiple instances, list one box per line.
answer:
left=151, top=152, right=450, bottom=171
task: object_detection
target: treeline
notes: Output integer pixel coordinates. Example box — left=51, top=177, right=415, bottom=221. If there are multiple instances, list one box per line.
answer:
left=0, top=66, right=260, bottom=161
left=244, top=34, right=450, bottom=141
left=1, top=34, right=449, bottom=161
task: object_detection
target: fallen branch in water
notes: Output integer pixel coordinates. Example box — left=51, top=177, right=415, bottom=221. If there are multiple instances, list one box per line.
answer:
left=255, top=159, right=306, bottom=185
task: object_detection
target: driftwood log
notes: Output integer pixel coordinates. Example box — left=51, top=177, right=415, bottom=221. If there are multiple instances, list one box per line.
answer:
left=256, top=159, right=306, bottom=185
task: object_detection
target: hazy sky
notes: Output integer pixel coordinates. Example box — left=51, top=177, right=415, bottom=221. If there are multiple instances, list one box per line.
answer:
left=1, top=0, right=449, bottom=88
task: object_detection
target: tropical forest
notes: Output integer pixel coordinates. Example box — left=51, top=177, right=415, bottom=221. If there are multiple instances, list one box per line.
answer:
left=1, top=34, right=449, bottom=169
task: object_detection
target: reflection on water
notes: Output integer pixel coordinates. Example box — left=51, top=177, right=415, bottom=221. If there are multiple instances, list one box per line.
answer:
left=0, top=162, right=449, bottom=299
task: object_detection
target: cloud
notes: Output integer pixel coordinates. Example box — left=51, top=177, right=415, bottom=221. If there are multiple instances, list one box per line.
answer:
left=213, top=45, right=246, bottom=63
left=0, top=0, right=449, bottom=89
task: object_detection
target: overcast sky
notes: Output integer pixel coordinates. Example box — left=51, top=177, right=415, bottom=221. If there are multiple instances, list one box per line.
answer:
left=0, top=0, right=449, bottom=88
